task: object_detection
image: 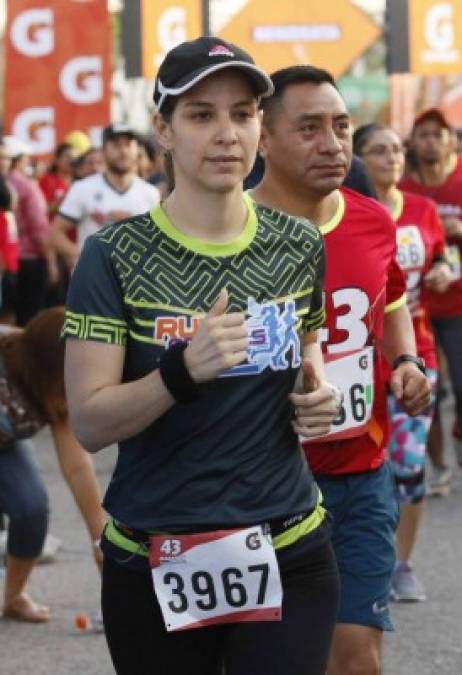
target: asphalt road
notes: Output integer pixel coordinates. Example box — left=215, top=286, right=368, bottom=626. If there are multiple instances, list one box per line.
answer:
left=1, top=420, right=461, bottom=675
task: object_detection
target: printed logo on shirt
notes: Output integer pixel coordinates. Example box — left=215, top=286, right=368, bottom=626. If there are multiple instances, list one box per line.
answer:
left=153, top=297, right=301, bottom=377
left=228, top=297, right=301, bottom=377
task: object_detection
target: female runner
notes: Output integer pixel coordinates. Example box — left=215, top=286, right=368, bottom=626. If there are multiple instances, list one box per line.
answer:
left=64, top=37, right=340, bottom=675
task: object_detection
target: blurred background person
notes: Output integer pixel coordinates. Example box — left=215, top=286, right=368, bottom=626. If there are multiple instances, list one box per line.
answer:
left=0, top=171, right=18, bottom=324
left=49, top=124, right=160, bottom=274
left=72, top=147, right=105, bottom=181
left=1, top=307, right=106, bottom=623
left=355, top=123, right=452, bottom=603
left=39, top=143, right=79, bottom=307
left=137, top=135, right=168, bottom=196
left=39, top=143, right=77, bottom=220
left=2, top=136, right=50, bottom=327
left=400, top=109, right=462, bottom=496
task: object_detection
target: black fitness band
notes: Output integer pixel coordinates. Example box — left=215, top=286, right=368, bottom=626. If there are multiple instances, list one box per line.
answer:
left=392, top=353, right=426, bottom=375
left=159, top=341, right=200, bottom=403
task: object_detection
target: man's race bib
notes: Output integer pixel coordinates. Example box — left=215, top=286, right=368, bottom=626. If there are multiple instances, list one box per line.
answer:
left=150, top=526, right=282, bottom=632
left=396, top=226, right=425, bottom=271
left=304, top=346, right=374, bottom=443
left=405, top=271, right=423, bottom=317
left=446, top=244, right=461, bottom=280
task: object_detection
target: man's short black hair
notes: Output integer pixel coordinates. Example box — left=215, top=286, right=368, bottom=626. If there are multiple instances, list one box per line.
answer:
left=261, top=65, right=338, bottom=126
left=271, top=65, right=336, bottom=94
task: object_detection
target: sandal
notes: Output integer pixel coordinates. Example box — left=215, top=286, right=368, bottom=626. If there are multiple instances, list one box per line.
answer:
left=3, top=593, right=51, bottom=623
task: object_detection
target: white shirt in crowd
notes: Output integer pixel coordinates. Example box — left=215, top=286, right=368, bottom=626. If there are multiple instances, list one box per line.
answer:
left=58, top=172, right=160, bottom=250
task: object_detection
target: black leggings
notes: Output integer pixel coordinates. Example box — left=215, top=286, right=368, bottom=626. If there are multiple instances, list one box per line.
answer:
left=102, top=536, right=339, bottom=675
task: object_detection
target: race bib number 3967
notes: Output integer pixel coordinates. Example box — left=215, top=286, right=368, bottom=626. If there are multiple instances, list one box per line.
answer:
left=149, top=526, right=282, bottom=632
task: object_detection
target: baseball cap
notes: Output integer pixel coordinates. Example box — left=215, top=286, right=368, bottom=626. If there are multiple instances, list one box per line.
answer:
left=412, top=108, right=451, bottom=132
left=153, top=37, right=274, bottom=112
left=102, top=124, right=138, bottom=145
left=1, top=135, right=32, bottom=158
left=63, top=130, right=91, bottom=155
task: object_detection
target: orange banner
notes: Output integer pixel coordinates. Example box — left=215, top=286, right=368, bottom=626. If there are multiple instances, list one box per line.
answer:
left=218, top=0, right=380, bottom=79
left=140, top=0, right=202, bottom=79
left=4, top=0, right=111, bottom=157
left=409, top=0, right=462, bottom=75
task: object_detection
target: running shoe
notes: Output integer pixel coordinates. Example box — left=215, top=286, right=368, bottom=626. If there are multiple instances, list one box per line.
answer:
left=427, top=466, right=452, bottom=497
left=390, top=562, right=426, bottom=602
left=37, top=534, right=62, bottom=564
left=0, top=532, right=61, bottom=562
left=453, top=436, right=462, bottom=468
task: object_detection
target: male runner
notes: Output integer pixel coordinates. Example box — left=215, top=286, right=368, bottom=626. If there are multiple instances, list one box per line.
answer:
left=49, top=124, right=160, bottom=272
left=400, top=109, right=462, bottom=484
left=252, top=65, right=430, bottom=675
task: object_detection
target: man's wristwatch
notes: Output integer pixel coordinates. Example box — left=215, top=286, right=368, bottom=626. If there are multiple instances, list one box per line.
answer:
left=392, top=354, right=426, bottom=375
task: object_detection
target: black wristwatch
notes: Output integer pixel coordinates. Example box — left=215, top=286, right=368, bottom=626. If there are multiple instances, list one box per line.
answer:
left=392, top=354, right=426, bottom=375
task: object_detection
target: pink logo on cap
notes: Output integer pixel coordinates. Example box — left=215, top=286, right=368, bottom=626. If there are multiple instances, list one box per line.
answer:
left=208, top=44, right=234, bottom=57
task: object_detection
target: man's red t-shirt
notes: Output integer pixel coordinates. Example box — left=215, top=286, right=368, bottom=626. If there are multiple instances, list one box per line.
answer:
left=393, top=190, right=445, bottom=369
left=399, top=173, right=462, bottom=318
left=303, top=188, right=406, bottom=475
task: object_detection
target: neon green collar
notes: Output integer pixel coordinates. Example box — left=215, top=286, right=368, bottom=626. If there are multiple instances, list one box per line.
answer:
left=319, top=190, right=345, bottom=235
left=150, top=192, right=257, bottom=257
left=390, top=188, right=404, bottom=221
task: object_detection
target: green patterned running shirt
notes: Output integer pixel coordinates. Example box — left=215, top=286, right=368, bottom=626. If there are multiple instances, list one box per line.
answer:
left=63, top=194, right=325, bottom=531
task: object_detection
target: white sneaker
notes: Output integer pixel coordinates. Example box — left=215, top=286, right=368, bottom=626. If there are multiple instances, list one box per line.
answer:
left=37, top=534, right=62, bottom=564
left=390, top=562, right=426, bottom=602
left=454, top=436, right=462, bottom=468
left=427, top=466, right=452, bottom=497
left=0, top=531, right=61, bottom=563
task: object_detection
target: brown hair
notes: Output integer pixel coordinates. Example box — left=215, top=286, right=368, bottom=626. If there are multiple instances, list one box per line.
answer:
left=159, top=97, right=177, bottom=194
left=0, top=307, right=67, bottom=424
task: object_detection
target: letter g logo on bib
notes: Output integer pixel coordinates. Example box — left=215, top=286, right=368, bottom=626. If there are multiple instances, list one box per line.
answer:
left=149, top=526, right=282, bottom=631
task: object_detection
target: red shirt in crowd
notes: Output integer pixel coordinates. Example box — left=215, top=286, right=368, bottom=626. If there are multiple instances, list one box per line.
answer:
left=399, top=172, right=462, bottom=318
left=0, top=210, right=19, bottom=273
left=303, top=188, right=406, bottom=475
left=39, top=172, right=76, bottom=243
left=39, top=172, right=69, bottom=216
left=392, top=190, right=445, bottom=369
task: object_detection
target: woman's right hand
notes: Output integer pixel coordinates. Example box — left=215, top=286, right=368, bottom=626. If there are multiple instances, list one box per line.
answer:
left=184, top=289, right=248, bottom=383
